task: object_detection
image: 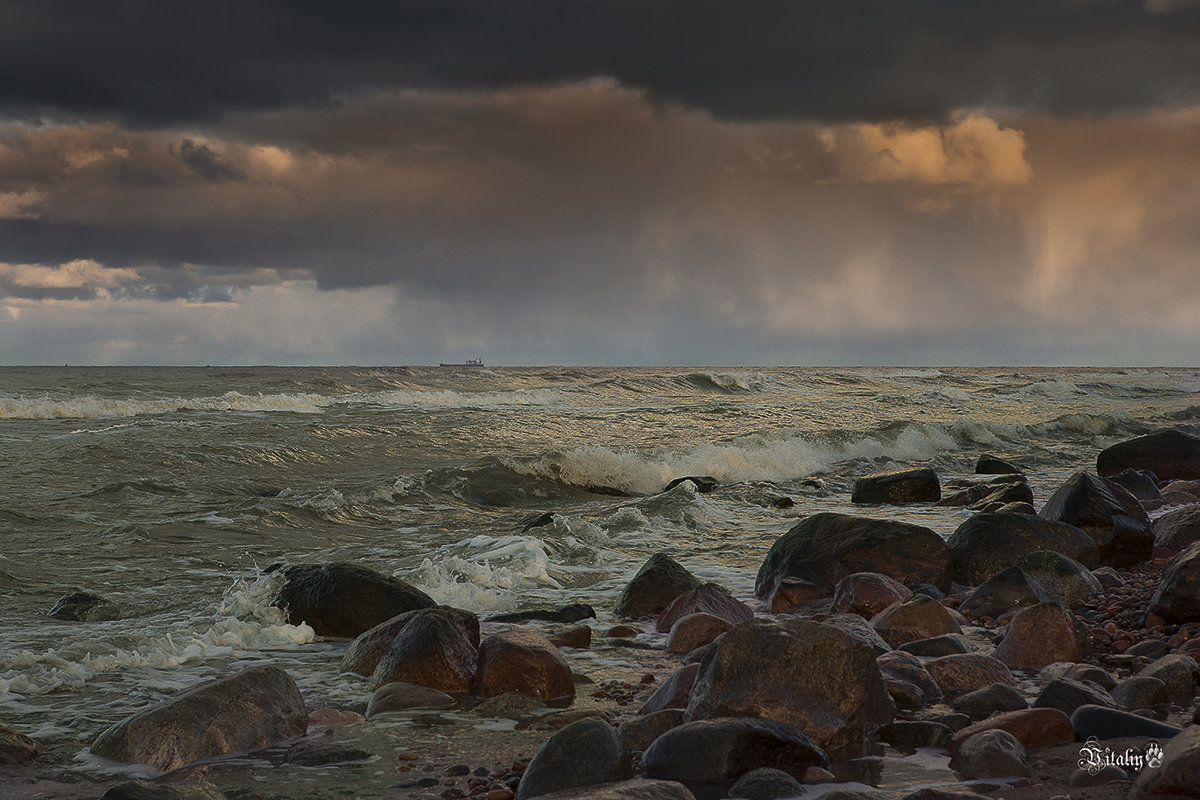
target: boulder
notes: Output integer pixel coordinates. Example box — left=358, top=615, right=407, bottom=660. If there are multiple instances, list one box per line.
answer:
left=936, top=483, right=999, bottom=508
left=1013, top=551, right=1102, bottom=606
left=488, top=603, right=596, bottom=624
left=1128, top=724, right=1200, bottom=800
left=517, top=719, right=629, bottom=800
left=947, top=707, right=1073, bottom=754
left=655, top=583, right=752, bottom=633
left=971, top=482, right=1035, bottom=511
left=366, top=682, right=456, bottom=717
left=947, top=512, right=1098, bottom=586
left=615, top=554, right=702, bottom=620
left=877, top=721, right=953, bottom=751
left=531, top=780, right=695, bottom=800
left=1034, top=678, right=1117, bottom=715
left=1069, top=704, right=1182, bottom=740
left=1096, top=429, right=1200, bottom=481
left=851, top=468, right=940, bottom=504
left=948, top=730, right=1028, bottom=779
left=1139, top=653, right=1199, bottom=705
left=977, top=455, right=1022, bottom=475
left=766, top=577, right=823, bottom=612
left=824, top=613, right=893, bottom=655
left=877, top=650, right=943, bottom=709
left=341, top=606, right=479, bottom=676
left=47, top=591, right=120, bottom=621
left=993, top=602, right=1086, bottom=669
left=664, top=476, right=719, bottom=493
left=1111, top=676, right=1169, bottom=714
left=91, top=666, right=306, bottom=772
left=1092, top=566, right=1126, bottom=589
left=727, top=767, right=806, bottom=800
left=367, top=608, right=479, bottom=693
left=1163, top=479, right=1200, bottom=496
left=898, top=634, right=975, bottom=657
left=284, top=740, right=373, bottom=766
left=273, top=562, right=435, bottom=638
left=924, top=654, right=1016, bottom=696
left=475, top=629, right=574, bottom=702
left=617, top=709, right=686, bottom=753
left=548, top=625, right=592, bottom=649
left=951, top=683, right=1027, bottom=719
left=639, top=664, right=700, bottom=716
left=666, top=613, right=732, bottom=654
left=97, top=783, right=227, bottom=800
left=1064, top=664, right=1117, bottom=690
left=831, top=572, right=913, bottom=619
left=956, top=566, right=1049, bottom=621
left=1147, top=541, right=1200, bottom=624
left=870, top=595, right=962, bottom=647
left=641, top=718, right=828, bottom=793
left=0, top=724, right=42, bottom=764
left=1039, top=472, right=1153, bottom=567
left=1152, top=505, right=1200, bottom=552
left=1107, top=468, right=1165, bottom=504
left=755, top=512, right=952, bottom=597
left=685, top=618, right=896, bottom=751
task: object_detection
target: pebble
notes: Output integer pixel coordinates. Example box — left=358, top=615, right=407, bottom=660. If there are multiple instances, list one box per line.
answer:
left=399, top=751, right=420, bottom=761
left=487, top=790, right=515, bottom=800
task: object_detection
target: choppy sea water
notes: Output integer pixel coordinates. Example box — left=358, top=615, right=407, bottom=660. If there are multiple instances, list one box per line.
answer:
left=2, top=366, right=1199, bottom=794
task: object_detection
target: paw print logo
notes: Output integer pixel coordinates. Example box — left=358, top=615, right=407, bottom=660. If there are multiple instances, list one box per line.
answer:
left=1144, top=741, right=1164, bottom=770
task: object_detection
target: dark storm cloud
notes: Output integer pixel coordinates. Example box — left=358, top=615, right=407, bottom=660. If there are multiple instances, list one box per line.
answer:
left=2, top=1, right=1198, bottom=126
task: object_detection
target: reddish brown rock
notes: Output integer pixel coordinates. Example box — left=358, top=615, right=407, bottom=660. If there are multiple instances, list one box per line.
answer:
left=367, top=609, right=479, bottom=693
left=870, top=595, right=962, bottom=648
left=993, top=602, right=1086, bottom=669
left=768, top=577, right=823, bottom=613
left=475, top=629, right=574, bottom=702
left=548, top=625, right=592, bottom=649
left=1148, top=541, right=1200, bottom=624
left=924, top=653, right=1017, bottom=696
left=666, top=613, right=733, bottom=654
left=341, top=606, right=479, bottom=676
left=831, top=572, right=912, bottom=619
left=947, top=708, right=1074, bottom=754
left=614, top=553, right=702, bottom=620
left=0, top=724, right=42, bottom=764
left=639, top=664, right=700, bottom=715
left=655, top=583, right=753, bottom=633
left=1128, top=723, right=1200, bottom=800
left=1039, top=472, right=1153, bottom=568
left=1154, top=505, right=1200, bottom=553
left=877, top=650, right=943, bottom=710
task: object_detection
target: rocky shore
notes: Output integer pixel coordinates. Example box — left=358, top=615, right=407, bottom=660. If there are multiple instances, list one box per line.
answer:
left=6, top=428, right=1200, bottom=800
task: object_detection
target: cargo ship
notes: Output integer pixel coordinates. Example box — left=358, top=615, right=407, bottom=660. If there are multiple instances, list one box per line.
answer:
left=439, top=357, right=485, bottom=367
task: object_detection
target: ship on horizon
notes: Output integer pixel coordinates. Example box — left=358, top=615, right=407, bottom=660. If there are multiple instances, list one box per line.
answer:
left=439, top=357, right=485, bottom=367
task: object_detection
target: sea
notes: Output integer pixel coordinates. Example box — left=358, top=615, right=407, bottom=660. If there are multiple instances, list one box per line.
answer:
left=2, top=365, right=1198, bottom=795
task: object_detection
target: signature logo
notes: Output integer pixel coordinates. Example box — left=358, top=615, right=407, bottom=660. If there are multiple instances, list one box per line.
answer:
left=1078, top=737, right=1164, bottom=775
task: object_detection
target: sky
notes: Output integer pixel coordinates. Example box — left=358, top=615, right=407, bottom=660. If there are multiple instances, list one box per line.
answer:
left=1, top=1, right=1199, bottom=366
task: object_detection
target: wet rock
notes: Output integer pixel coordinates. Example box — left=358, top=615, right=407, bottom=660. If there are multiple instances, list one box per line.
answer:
left=0, top=724, right=42, bottom=763
left=1153, top=505, right=1200, bottom=553
left=1139, top=653, right=1199, bottom=705
left=517, top=719, right=630, bottom=800
left=285, top=739, right=373, bottom=766
left=1013, top=550, right=1102, bottom=606
left=666, top=613, right=732, bottom=654
left=1069, top=704, right=1182, bottom=740
left=472, top=692, right=546, bottom=720
left=898, top=634, right=975, bottom=657
left=831, top=572, right=912, bottom=618
left=1112, top=676, right=1169, bottom=714
left=951, top=683, right=1028, bottom=718
left=664, top=476, right=719, bottom=493
left=342, top=606, right=480, bottom=677
left=924, top=653, right=1016, bottom=696
left=851, top=467, right=940, bottom=504
left=870, top=595, right=962, bottom=647
left=366, top=681, right=456, bottom=717
left=993, top=601, right=1086, bottom=669
left=948, top=707, right=1073, bottom=755
left=947, top=512, right=1099, bottom=585
left=755, top=512, right=952, bottom=597
left=1097, top=428, right=1200, bottom=481
left=488, top=604, right=596, bottom=624
left=1039, top=472, right=1153, bottom=567
left=639, top=664, right=699, bottom=715
left=98, top=783, right=226, bottom=800
left=1069, top=765, right=1130, bottom=787
left=994, top=501, right=1037, bottom=515
left=529, top=779, right=695, bottom=800
left=1108, top=468, right=1165, bottom=504
left=1163, top=479, right=1200, bottom=496
left=936, top=483, right=998, bottom=508
left=977, top=455, right=1022, bottom=475
left=957, top=566, right=1049, bottom=621
left=767, top=577, right=823, bottom=612
left=368, top=608, right=479, bottom=693
left=519, top=512, right=555, bottom=532
left=617, top=709, right=685, bottom=753
left=898, top=789, right=991, bottom=800
left=1092, top=565, right=1126, bottom=589
left=877, top=720, right=953, bottom=751
left=685, top=618, right=896, bottom=751
left=877, top=650, right=943, bottom=709
left=91, top=665, right=306, bottom=772
left=949, top=729, right=1028, bottom=779
left=1147, top=540, right=1200, bottom=624
left=1128, top=724, right=1200, bottom=800
left=614, top=554, right=702, bottom=620
left=642, top=718, right=828, bottom=794
left=727, top=767, right=806, bottom=800
left=548, top=625, right=592, bottom=649
left=1035, top=677, right=1117, bottom=715
left=971, top=482, right=1035, bottom=511
left=655, top=583, right=753, bottom=633
left=274, top=562, right=435, bottom=638
left=824, top=613, right=893, bottom=655
left=475, top=629, right=574, bottom=702
left=47, top=590, right=120, bottom=621
left=1064, top=664, right=1117, bottom=690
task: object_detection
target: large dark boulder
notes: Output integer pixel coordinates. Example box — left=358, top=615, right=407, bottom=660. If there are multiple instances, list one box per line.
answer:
left=48, top=591, right=120, bottom=621
left=993, top=602, right=1088, bottom=669
left=642, top=718, right=828, bottom=795
left=1128, top=724, right=1200, bottom=800
left=91, top=666, right=306, bottom=772
left=1039, top=472, right=1153, bottom=568
left=1139, top=653, right=1200, bottom=706
left=957, top=567, right=1049, bottom=621
left=367, top=608, right=479, bottom=693
left=1034, top=678, right=1116, bottom=716
left=870, top=595, right=962, bottom=647
left=341, top=606, right=479, bottom=676
left=947, top=512, right=1098, bottom=586
left=924, top=654, right=1016, bottom=696
left=851, top=468, right=940, bottom=505
left=755, top=513, right=951, bottom=597
left=614, top=553, right=702, bottom=620
left=976, top=455, right=1023, bottom=475
left=273, top=562, right=435, bottom=638
left=98, top=783, right=227, bottom=800
left=1153, top=505, right=1200, bottom=553
left=1013, top=551, right=1101, bottom=606
left=685, top=618, right=896, bottom=751
left=1147, top=541, right=1200, bottom=624
left=1097, top=429, right=1200, bottom=481
left=655, top=583, right=752, bottom=633
left=1106, top=468, right=1165, bottom=504
left=517, top=719, right=629, bottom=800
left=1069, top=705, right=1182, bottom=741
left=475, top=629, right=574, bottom=702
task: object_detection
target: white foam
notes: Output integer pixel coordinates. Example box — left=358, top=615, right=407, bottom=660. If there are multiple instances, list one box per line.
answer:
left=0, top=391, right=330, bottom=420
